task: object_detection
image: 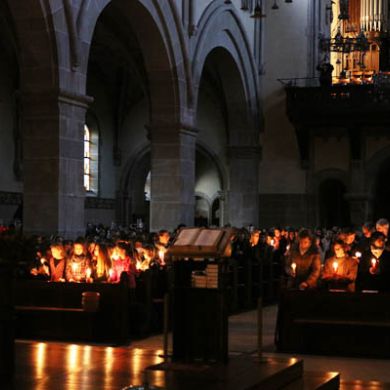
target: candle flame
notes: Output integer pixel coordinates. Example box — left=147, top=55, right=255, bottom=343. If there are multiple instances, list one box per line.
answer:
left=291, top=262, right=297, bottom=272
left=355, top=251, right=362, bottom=258
left=332, top=261, right=338, bottom=273
left=371, top=258, right=377, bottom=268
left=109, top=268, right=114, bottom=278
left=86, top=268, right=92, bottom=279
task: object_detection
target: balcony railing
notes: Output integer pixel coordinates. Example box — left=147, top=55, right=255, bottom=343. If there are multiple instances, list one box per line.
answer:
left=284, top=81, right=390, bottom=127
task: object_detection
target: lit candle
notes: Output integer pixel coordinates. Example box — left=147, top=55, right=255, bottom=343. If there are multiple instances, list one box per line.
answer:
left=40, top=258, right=46, bottom=265
left=158, top=250, right=165, bottom=265
left=109, top=268, right=114, bottom=280
left=136, top=261, right=141, bottom=271
left=355, top=251, right=362, bottom=259
left=291, top=262, right=297, bottom=276
left=72, top=263, right=79, bottom=273
left=270, top=239, right=275, bottom=247
left=371, top=258, right=377, bottom=268
left=332, top=261, right=338, bottom=274
left=111, top=253, right=119, bottom=261
left=86, top=268, right=92, bottom=280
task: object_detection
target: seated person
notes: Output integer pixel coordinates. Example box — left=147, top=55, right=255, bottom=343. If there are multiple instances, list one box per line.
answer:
left=66, top=238, right=91, bottom=282
left=356, top=232, right=390, bottom=292
left=47, top=240, right=67, bottom=282
left=89, top=242, right=111, bottom=281
left=321, top=239, right=358, bottom=292
left=284, top=229, right=321, bottom=290
left=109, top=242, right=136, bottom=287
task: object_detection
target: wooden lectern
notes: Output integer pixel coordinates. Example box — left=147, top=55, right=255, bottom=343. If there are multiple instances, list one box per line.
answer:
left=167, top=227, right=234, bottom=363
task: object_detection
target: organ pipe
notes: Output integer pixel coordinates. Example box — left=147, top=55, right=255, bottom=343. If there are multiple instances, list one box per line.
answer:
left=360, top=0, right=388, bottom=32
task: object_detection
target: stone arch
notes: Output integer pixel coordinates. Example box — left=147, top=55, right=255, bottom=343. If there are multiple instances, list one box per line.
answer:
left=192, top=0, right=260, bottom=141
left=80, top=0, right=192, bottom=123
left=6, top=0, right=58, bottom=93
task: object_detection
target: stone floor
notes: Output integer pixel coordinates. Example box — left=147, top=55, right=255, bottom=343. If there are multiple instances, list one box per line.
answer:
left=10, top=305, right=390, bottom=389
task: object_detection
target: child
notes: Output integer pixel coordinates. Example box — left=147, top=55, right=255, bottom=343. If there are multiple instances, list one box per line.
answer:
left=66, top=238, right=91, bottom=282
left=109, top=242, right=136, bottom=287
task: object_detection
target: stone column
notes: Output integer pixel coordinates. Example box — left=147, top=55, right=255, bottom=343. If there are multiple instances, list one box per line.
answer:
left=148, top=124, right=197, bottom=232
left=345, top=193, right=371, bottom=226
left=226, top=146, right=260, bottom=228
left=22, top=89, right=92, bottom=238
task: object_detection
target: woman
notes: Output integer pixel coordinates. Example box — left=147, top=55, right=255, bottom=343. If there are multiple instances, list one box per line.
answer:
left=90, top=242, right=111, bottom=281
left=285, top=229, right=321, bottom=290
left=321, top=239, right=358, bottom=292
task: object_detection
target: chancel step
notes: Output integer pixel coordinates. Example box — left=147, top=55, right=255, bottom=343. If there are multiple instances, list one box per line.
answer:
left=146, top=356, right=304, bottom=390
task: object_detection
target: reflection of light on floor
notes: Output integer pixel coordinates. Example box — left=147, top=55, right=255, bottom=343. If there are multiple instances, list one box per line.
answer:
left=104, top=346, right=114, bottom=388
left=67, top=344, right=79, bottom=371
left=66, top=344, right=80, bottom=390
left=83, top=345, right=91, bottom=366
left=35, top=343, right=46, bottom=379
left=81, top=345, right=92, bottom=388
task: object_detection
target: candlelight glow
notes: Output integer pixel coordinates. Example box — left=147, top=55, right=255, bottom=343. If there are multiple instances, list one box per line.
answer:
left=86, top=268, right=92, bottom=279
left=355, top=251, right=362, bottom=258
left=158, top=250, right=165, bottom=265
left=371, top=258, right=377, bottom=268
left=332, top=261, right=338, bottom=273
left=71, top=263, right=79, bottom=273
left=291, top=262, right=297, bottom=275
left=109, top=268, right=114, bottom=279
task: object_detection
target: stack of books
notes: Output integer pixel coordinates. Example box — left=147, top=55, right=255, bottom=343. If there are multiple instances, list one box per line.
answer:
left=192, top=272, right=207, bottom=288
left=206, top=264, right=219, bottom=289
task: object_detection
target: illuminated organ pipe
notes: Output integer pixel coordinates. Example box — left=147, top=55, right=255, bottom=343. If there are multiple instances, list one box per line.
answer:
left=360, top=0, right=387, bottom=32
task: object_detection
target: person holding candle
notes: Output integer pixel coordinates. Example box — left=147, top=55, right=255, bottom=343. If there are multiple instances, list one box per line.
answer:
left=66, top=238, right=91, bottom=282
left=356, top=232, right=390, bottom=292
left=89, top=242, right=111, bottom=282
left=109, top=241, right=136, bottom=288
left=321, top=240, right=358, bottom=292
left=284, top=229, right=321, bottom=290
left=48, top=240, right=67, bottom=282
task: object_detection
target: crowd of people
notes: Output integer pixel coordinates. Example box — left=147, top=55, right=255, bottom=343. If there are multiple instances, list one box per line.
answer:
left=29, top=228, right=172, bottom=287
left=232, top=219, right=390, bottom=293
left=3, top=217, right=390, bottom=294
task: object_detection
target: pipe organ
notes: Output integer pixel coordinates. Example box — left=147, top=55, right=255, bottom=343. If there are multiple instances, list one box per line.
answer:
left=360, top=0, right=388, bottom=32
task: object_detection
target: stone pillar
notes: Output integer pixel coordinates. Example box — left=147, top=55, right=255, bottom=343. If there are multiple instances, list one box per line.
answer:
left=227, top=146, right=260, bottom=228
left=22, top=90, right=92, bottom=238
left=345, top=193, right=371, bottom=226
left=148, top=124, right=197, bottom=232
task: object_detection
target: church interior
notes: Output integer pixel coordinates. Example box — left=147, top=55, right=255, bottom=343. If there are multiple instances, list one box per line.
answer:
left=2, top=0, right=390, bottom=389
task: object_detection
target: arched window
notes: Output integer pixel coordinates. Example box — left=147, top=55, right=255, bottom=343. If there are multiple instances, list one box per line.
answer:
left=84, top=124, right=91, bottom=191
left=84, top=122, right=99, bottom=194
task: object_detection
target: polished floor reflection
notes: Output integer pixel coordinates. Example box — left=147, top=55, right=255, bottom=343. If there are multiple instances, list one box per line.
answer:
left=8, top=306, right=390, bottom=389
left=13, top=340, right=163, bottom=390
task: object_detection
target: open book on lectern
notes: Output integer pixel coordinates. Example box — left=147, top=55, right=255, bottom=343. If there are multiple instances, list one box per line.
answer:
left=168, top=227, right=234, bottom=259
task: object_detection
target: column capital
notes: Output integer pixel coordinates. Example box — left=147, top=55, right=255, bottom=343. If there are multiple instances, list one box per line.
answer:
left=21, top=88, right=94, bottom=112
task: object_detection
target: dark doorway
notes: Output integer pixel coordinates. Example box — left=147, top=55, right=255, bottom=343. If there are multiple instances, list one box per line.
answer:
left=319, top=179, right=351, bottom=228
left=373, top=158, right=390, bottom=221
